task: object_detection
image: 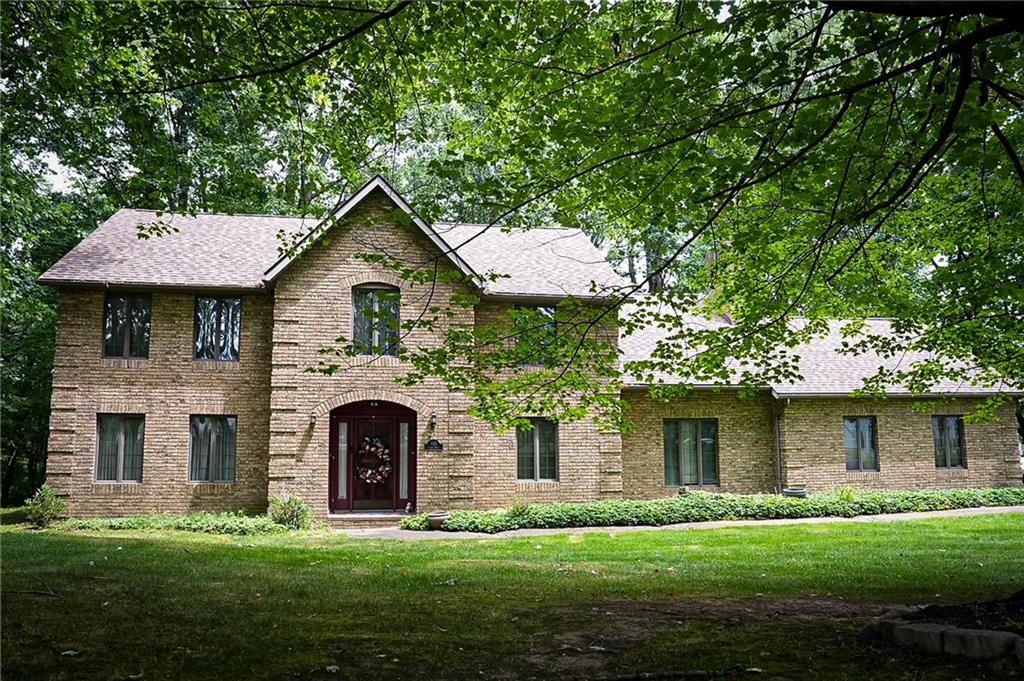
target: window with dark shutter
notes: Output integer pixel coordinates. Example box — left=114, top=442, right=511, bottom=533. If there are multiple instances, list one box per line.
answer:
left=103, top=294, right=151, bottom=358
left=194, top=297, right=241, bottom=360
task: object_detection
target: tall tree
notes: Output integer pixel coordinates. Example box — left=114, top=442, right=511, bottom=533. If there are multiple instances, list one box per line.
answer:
left=3, top=1, right=1022, bottom=444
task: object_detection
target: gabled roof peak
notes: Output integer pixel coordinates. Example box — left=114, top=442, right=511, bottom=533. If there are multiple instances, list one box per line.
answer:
left=261, top=175, right=480, bottom=284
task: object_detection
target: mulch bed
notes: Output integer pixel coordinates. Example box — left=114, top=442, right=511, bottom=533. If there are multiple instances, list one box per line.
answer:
left=904, top=588, right=1024, bottom=636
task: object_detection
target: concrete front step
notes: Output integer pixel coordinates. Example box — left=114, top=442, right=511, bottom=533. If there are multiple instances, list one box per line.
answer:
left=326, top=513, right=410, bottom=529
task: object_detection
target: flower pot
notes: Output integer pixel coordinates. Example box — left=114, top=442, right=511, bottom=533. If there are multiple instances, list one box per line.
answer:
left=782, top=487, right=808, bottom=498
left=427, top=511, right=450, bottom=530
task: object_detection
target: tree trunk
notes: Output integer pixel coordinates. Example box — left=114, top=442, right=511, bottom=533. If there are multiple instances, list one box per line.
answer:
left=1, top=446, right=19, bottom=506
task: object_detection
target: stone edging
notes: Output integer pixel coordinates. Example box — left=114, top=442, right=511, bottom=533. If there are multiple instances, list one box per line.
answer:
left=861, top=606, right=1024, bottom=664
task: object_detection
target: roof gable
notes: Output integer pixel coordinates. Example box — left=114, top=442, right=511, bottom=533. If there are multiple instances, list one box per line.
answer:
left=262, top=175, right=479, bottom=285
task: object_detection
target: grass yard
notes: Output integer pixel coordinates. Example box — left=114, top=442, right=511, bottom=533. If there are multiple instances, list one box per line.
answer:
left=2, top=513, right=1022, bottom=680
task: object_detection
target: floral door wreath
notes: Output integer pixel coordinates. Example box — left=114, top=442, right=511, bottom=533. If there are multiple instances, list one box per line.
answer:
left=356, top=435, right=392, bottom=484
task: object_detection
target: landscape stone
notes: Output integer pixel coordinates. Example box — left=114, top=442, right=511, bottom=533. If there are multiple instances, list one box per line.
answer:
left=892, top=622, right=954, bottom=655
left=881, top=606, right=922, bottom=620
left=874, top=618, right=907, bottom=641
left=942, top=628, right=1021, bottom=659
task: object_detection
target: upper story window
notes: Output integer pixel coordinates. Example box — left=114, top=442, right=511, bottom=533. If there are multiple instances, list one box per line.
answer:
left=353, top=285, right=400, bottom=356
left=933, top=415, right=966, bottom=468
left=103, top=293, right=151, bottom=358
left=514, top=305, right=556, bottom=366
left=96, top=414, right=145, bottom=482
left=516, top=418, right=558, bottom=481
left=194, top=297, right=241, bottom=361
left=844, top=416, right=879, bottom=471
left=664, top=419, right=718, bottom=486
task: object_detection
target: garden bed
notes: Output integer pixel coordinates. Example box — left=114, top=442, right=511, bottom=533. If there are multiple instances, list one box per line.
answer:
left=401, top=487, right=1024, bottom=533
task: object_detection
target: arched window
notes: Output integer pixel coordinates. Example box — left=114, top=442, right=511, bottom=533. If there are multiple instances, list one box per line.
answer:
left=352, top=284, right=400, bottom=356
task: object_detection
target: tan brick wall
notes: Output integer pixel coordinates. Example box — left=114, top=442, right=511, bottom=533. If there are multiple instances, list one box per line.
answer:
left=779, top=398, right=1022, bottom=491
left=467, top=301, right=623, bottom=507
left=266, top=190, right=477, bottom=516
left=46, top=289, right=273, bottom=516
left=621, top=389, right=778, bottom=498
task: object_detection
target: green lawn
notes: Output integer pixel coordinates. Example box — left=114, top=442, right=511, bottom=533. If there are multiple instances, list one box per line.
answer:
left=2, top=513, right=1022, bottom=680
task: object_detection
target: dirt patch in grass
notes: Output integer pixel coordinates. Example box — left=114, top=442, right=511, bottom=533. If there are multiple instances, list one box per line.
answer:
left=904, top=588, right=1024, bottom=636
left=521, top=596, right=887, bottom=677
left=277, top=597, right=893, bottom=680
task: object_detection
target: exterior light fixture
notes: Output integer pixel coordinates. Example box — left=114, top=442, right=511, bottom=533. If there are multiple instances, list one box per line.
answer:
left=429, top=410, right=437, bottom=428
left=309, top=411, right=317, bottom=427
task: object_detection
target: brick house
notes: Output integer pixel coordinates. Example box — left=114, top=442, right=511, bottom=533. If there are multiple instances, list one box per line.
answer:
left=39, top=177, right=1022, bottom=519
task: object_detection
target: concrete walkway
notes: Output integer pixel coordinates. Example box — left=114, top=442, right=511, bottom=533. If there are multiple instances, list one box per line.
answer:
left=333, top=504, right=1024, bottom=541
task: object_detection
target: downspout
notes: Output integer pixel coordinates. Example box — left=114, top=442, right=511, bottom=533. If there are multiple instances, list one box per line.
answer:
left=771, top=392, right=788, bottom=493
left=773, top=413, right=783, bottom=493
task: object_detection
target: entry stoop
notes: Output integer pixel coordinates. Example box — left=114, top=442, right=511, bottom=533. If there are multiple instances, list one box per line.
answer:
left=326, top=513, right=409, bottom=530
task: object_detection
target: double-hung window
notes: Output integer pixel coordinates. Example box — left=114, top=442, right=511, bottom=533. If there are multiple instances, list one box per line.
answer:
left=932, top=415, right=966, bottom=468
left=189, top=415, right=237, bottom=483
left=844, top=416, right=879, bottom=471
left=194, top=297, right=241, bottom=360
left=664, top=419, right=718, bottom=486
left=103, top=293, right=151, bottom=358
left=96, top=414, right=145, bottom=482
left=353, top=285, right=400, bottom=356
left=516, top=418, right=558, bottom=481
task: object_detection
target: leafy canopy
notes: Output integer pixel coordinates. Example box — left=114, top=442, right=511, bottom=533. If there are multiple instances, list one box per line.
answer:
left=3, top=1, right=1022, bottom=433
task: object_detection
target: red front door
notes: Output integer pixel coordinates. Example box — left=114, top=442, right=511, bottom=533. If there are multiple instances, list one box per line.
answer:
left=329, top=401, right=416, bottom=513
left=352, top=418, right=394, bottom=510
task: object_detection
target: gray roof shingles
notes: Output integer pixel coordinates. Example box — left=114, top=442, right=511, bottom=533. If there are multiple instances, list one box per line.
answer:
left=434, top=222, right=626, bottom=298
left=621, top=309, right=1012, bottom=396
left=39, top=210, right=628, bottom=298
left=39, top=209, right=316, bottom=290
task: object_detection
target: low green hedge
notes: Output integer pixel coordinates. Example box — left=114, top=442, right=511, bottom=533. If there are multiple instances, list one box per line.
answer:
left=400, top=487, right=1024, bottom=533
left=60, top=511, right=285, bottom=536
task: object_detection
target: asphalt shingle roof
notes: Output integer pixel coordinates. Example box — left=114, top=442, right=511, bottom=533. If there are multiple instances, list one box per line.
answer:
left=39, top=185, right=628, bottom=298
left=434, top=223, right=626, bottom=298
left=621, top=309, right=1012, bottom=396
left=39, top=209, right=315, bottom=290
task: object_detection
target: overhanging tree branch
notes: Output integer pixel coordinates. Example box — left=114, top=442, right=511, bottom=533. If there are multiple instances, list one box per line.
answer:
left=94, top=0, right=412, bottom=96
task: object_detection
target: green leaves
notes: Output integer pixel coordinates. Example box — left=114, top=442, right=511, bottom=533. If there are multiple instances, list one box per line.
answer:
left=5, top=1, right=1022, bottom=432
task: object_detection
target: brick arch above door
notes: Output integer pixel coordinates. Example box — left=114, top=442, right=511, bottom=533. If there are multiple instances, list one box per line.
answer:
left=312, top=389, right=431, bottom=419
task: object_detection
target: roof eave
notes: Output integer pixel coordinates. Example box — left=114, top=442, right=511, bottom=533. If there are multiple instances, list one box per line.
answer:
left=770, top=389, right=1020, bottom=399
left=37, top=277, right=266, bottom=294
